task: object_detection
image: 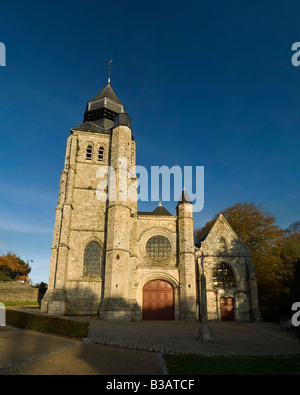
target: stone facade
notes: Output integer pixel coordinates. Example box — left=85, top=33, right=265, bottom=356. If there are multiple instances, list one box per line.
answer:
left=41, top=81, right=261, bottom=322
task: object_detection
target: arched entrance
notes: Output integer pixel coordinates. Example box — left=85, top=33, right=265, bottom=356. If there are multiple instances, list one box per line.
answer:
left=142, top=280, right=174, bottom=320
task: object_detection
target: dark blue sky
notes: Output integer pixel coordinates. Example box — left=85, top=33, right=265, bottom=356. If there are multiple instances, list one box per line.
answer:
left=0, top=0, right=299, bottom=283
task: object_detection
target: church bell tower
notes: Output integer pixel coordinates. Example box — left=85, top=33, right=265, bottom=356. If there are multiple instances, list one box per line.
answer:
left=41, top=77, right=137, bottom=317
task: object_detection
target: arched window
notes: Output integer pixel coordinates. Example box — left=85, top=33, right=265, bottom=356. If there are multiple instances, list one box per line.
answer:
left=98, top=146, right=104, bottom=161
left=218, top=237, right=226, bottom=253
left=146, top=235, right=172, bottom=261
left=83, top=241, right=102, bottom=277
left=213, top=262, right=235, bottom=288
left=86, top=145, right=92, bottom=160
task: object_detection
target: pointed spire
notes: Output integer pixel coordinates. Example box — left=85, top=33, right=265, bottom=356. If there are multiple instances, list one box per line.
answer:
left=152, top=202, right=173, bottom=216
left=81, top=64, right=130, bottom=130
left=89, top=83, right=122, bottom=104
left=177, top=187, right=192, bottom=205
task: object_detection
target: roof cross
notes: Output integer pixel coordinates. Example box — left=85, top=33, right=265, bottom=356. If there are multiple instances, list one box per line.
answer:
left=107, top=59, right=112, bottom=84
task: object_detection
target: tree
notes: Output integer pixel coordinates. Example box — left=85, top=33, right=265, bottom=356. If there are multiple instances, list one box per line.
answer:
left=285, top=220, right=300, bottom=235
left=0, top=251, right=31, bottom=280
left=282, top=221, right=300, bottom=303
left=195, top=202, right=284, bottom=251
left=195, top=202, right=295, bottom=320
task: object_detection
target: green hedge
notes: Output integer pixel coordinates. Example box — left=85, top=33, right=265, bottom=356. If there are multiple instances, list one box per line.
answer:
left=6, top=309, right=89, bottom=339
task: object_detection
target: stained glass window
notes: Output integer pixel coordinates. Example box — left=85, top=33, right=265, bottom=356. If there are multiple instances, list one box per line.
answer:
left=146, top=235, right=172, bottom=260
left=83, top=241, right=101, bottom=277
left=213, top=262, right=235, bottom=288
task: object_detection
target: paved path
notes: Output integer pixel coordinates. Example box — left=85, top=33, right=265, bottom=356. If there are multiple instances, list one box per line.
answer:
left=83, top=319, right=300, bottom=357
left=0, top=326, right=166, bottom=375
left=1, top=308, right=299, bottom=375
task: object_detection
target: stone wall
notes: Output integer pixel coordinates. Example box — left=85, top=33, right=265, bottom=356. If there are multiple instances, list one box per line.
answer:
left=0, top=281, right=39, bottom=303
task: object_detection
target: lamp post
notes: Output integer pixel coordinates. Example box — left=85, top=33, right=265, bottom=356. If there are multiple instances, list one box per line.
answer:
left=198, top=251, right=213, bottom=341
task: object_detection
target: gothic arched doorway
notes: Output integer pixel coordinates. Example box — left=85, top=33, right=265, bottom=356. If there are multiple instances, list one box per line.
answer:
left=142, top=280, right=174, bottom=320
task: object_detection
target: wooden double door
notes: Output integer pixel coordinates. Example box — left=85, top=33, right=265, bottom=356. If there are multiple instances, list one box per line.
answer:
left=220, top=297, right=235, bottom=321
left=143, top=280, right=174, bottom=320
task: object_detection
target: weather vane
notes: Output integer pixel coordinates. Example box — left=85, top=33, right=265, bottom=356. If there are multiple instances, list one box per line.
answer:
left=107, top=59, right=112, bottom=84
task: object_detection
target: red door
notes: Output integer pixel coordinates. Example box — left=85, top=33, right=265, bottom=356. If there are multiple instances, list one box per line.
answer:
left=143, top=280, right=174, bottom=320
left=220, top=298, right=235, bottom=321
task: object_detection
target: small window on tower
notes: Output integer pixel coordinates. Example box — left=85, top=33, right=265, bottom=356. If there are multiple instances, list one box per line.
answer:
left=98, top=146, right=104, bottom=161
left=86, top=145, right=92, bottom=160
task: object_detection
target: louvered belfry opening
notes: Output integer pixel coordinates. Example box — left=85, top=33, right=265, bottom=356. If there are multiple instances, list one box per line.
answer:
left=84, top=107, right=117, bottom=123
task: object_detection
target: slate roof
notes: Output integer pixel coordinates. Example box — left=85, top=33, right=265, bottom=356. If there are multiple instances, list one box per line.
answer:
left=71, top=121, right=110, bottom=134
left=138, top=203, right=173, bottom=217
left=90, top=83, right=122, bottom=104
left=194, top=232, right=209, bottom=248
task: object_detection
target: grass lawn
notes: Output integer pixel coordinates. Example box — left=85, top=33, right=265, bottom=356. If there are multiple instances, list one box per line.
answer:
left=163, top=354, right=300, bottom=375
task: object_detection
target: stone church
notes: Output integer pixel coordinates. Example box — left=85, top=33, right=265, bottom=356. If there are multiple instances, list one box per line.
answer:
left=41, top=78, right=261, bottom=322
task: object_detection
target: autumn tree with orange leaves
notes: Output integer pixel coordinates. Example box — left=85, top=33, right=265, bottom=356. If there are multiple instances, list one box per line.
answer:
left=0, top=252, right=31, bottom=281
